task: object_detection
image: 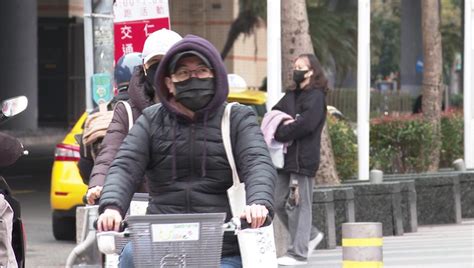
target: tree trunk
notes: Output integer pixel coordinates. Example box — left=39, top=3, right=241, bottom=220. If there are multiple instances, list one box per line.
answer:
left=315, top=124, right=339, bottom=185
left=421, top=0, right=443, bottom=171
left=281, top=0, right=313, bottom=90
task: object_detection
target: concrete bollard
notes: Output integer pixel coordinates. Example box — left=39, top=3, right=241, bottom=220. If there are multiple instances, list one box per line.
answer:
left=453, top=159, right=466, bottom=171
left=342, top=222, right=383, bottom=268
left=370, top=169, right=384, bottom=184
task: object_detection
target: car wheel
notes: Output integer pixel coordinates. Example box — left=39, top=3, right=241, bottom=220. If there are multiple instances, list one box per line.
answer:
left=52, top=211, right=75, bottom=241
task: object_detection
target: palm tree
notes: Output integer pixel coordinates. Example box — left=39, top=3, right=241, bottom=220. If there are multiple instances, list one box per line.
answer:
left=221, top=0, right=357, bottom=86
left=306, top=0, right=357, bottom=87
left=421, top=0, right=443, bottom=170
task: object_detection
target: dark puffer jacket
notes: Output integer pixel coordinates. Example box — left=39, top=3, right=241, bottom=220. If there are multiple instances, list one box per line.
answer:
left=88, top=67, right=154, bottom=189
left=99, top=35, right=276, bottom=257
left=273, top=87, right=326, bottom=177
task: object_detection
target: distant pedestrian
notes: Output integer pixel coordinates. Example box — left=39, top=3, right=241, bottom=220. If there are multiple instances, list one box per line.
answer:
left=412, top=94, right=446, bottom=114
left=272, top=53, right=327, bottom=266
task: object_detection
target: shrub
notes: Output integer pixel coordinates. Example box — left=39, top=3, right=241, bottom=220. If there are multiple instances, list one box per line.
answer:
left=370, top=111, right=463, bottom=174
left=327, top=110, right=463, bottom=177
left=327, top=115, right=357, bottom=180
left=439, top=110, right=464, bottom=167
left=370, top=114, right=434, bottom=173
left=449, top=94, right=463, bottom=108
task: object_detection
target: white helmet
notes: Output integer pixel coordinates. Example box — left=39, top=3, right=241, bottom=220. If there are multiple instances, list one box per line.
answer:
left=227, top=74, right=248, bottom=93
left=142, top=29, right=182, bottom=65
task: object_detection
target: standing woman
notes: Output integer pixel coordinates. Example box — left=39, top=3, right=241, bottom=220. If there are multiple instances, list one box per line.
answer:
left=273, top=53, right=327, bottom=266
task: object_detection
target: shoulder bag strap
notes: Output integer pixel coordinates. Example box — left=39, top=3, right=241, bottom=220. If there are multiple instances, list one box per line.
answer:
left=221, top=102, right=240, bottom=186
left=115, top=101, right=134, bottom=131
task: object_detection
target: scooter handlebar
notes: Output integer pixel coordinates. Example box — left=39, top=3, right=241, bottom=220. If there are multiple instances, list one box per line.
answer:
left=92, top=215, right=271, bottom=233
left=239, top=216, right=272, bottom=229
left=93, top=218, right=128, bottom=232
left=0, top=132, right=25, bottom=168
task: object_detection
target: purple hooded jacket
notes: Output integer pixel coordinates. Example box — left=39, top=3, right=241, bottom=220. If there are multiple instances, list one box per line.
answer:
left=99, top=35, right=276, bottom=257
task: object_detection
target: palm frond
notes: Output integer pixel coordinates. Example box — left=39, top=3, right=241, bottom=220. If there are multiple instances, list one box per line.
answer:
left=307, top=5, right=358, bottom=83
left=221, top=0, right=266, bottom=59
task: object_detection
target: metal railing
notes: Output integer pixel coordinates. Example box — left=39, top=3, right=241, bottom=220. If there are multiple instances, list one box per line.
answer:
left=326, top=88, right=414, bottom=121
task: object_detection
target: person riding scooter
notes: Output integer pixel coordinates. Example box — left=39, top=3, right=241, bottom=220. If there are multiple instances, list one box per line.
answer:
left=84, top=29, right=182, bottom=205
left=0, top=96, right=28, bottom=268
left=78, top=52, right=143, bottom=182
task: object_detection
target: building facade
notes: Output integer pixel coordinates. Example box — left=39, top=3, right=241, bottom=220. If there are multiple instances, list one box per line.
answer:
left=0, top=0, right=268, bottom=128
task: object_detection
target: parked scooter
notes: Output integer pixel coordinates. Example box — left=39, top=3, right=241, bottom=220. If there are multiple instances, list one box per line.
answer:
left=0, top=96, right=29, bottom=268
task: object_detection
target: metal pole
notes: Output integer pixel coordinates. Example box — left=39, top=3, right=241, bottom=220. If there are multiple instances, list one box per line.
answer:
left=83, top=0, right=114, bottom=112
left=92, top=0, right=114, bottom=73
left=464, top=0, right=474, bottom=169
left=357, top=0, right=371, bottom=180
left=83, top=0, right=94, bottom=111
left=266, top=0, right=283, bottom=111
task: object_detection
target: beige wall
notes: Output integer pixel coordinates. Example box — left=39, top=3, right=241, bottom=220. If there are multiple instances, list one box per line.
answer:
left=37, top=0, right=268, bottom=88
left=170, top=0, right=267, bottom=89
left=169, top=0, right=233, bottom=60
left=38, top=0, right=83, bottom=18
left=230, top=26, right=267, bottom=89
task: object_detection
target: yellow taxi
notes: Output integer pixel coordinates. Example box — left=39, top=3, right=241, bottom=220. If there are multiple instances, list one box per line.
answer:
left=227, top=73, right=267, bottom=119
left=228, top=88, right=267, bottom=119
left=50, top=85, right=267, bottom=241
left=50, top=113, right=88, bottom=240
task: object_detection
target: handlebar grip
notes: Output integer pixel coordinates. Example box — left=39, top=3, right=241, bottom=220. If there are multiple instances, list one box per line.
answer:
left=94, top=219, right=128, bottom=231
left=240, top=219, right=251, bottom=229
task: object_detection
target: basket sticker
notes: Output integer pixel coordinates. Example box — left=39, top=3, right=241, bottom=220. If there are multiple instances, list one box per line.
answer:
left=129, top=201, right=148, bottom=216
left=151, top=222, right=200, bottom=242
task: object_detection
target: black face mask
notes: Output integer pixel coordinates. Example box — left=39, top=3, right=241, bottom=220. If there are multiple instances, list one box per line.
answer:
left=174, top=77, right=215, bottom=111
left=145, top=63, right=159, bottom=85
left=293, top=70, right=309, bottom=85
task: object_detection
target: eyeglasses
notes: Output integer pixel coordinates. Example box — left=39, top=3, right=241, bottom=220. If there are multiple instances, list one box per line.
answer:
left=172, top=66, right=213, bottom=81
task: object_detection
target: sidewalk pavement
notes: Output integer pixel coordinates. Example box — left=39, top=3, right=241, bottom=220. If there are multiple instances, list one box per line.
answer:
left=298, top=219, right=474, bottom=268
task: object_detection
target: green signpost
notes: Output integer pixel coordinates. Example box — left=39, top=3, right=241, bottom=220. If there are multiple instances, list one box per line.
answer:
left=92, top=73, right=112, bottom=105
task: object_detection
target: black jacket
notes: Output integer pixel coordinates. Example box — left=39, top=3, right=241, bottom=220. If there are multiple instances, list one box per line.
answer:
left=273, top=87, right=326, bottom=177
left=99, top=35, right=276, bottom=257
left=99, top=103, right=276, bottom=256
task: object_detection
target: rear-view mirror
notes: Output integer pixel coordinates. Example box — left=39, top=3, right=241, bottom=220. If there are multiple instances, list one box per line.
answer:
left=1, top=96, right=28, bottom=117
